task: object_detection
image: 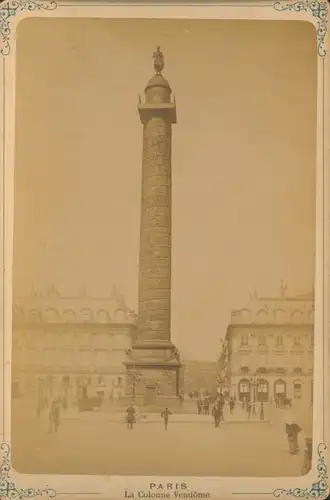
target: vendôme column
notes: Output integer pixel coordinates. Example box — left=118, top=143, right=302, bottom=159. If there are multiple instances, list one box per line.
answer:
left=124, top=48, right=182, bottom=407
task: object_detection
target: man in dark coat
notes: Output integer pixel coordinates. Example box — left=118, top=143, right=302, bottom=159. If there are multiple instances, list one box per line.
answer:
left=212, top=403, right=221, bottom=428
left=48, top=398, right=61, bottom=434
left=161, top=407, right=172, bottom=430
left=203, top=397, right=210, bottom=416
left=126, top=403, right=136, bottom=430
left=229, top=398, right=235, bottom=414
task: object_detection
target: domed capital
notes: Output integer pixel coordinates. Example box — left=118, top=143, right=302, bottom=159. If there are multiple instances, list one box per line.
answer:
left=145, top=74, right=172, bottom=104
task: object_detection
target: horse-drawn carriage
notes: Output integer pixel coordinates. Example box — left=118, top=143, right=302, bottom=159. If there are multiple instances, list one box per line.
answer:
left=276, top=394, right=292, bottom=408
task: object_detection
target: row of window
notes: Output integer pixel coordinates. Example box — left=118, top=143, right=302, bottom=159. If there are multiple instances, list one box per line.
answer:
left=12, top=348, right=126, bottom=368
left=12, top=332, right=129, bottom=349
left=240, top=334, right=313, bottom=348
left=236, top=351, right=313, bottom=371
left=237, top=378, right=313, bottom=401
left=238, top=366, right=312, bottom=374
left=13, top=375, right=124, bottom=391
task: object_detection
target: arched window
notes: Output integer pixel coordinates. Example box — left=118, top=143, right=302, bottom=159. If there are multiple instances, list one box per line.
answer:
left=238, top=378, right=250, bottom=402
left=257, top=378, right=269, bottom=402
left=274, top=379, right=287, bottom=396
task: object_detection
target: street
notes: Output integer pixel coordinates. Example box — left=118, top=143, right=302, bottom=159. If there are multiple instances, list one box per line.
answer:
left=11, top=404, right=307, bottom=477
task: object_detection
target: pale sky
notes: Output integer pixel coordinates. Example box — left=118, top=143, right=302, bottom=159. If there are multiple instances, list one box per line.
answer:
left=13, top=19, right=317, bottom=361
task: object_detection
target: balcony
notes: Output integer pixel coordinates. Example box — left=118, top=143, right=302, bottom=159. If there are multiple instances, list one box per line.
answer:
left=274, top=367, right=287, bottom=375
left=256, top=344, right=268, bottom=351
left=256, top=367, right=268, bottom=374
left=240, top=366, right=250, bottom=374
left=274, top=343, right=286, bottom=351
left=238, top=344, right=252, bottom=352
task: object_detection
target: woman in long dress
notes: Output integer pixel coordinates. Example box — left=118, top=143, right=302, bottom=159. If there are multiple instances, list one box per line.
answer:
left=285, top=422, right=302, bottom=454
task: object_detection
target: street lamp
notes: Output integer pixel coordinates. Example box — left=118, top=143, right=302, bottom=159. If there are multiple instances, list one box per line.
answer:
left=260, top=400, right=265, bottom=421
left=127, top=365, right=142, bottom=401
left=249, top=377, right=260, bottom=415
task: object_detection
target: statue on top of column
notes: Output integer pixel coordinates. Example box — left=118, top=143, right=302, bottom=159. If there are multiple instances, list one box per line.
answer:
left=153, top=46, right=164, bottom=74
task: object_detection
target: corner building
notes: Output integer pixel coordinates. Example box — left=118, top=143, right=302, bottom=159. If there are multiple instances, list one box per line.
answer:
left=12, top=287, right=136, bottom=406
left=225, top=291, right=314, bottom=407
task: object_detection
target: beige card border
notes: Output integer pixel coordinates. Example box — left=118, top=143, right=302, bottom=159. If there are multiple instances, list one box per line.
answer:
left=0, top=1, right=328, bottom=499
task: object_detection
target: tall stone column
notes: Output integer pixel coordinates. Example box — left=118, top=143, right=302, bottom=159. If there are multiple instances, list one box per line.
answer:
left=124, top=48, right=182, bottom=407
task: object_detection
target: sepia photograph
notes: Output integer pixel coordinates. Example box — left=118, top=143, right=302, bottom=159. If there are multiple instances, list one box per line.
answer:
left=10, top=17, right=317, bottom=478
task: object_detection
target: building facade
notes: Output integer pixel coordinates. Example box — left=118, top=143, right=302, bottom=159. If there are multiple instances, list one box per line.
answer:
left=12, top=286, right=137, bottom=406
left=226, top=290, right=314, bottom=406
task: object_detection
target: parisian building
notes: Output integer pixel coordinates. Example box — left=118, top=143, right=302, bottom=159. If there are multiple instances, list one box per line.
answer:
left=225, top=288, right=314, bottom=406
left=11, top=286, right=137, bottom=405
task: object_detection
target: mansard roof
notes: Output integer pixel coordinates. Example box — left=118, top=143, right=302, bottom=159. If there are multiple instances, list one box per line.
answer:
left=229, top=287, right=314, bottom=326
left=12, top=285, right=137, bottom=326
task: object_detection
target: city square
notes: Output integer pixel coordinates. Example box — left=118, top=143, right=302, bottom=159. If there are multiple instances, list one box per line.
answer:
left=11, top=21, right=317, bottom=480
left=11, top=400, right=311, bottom=477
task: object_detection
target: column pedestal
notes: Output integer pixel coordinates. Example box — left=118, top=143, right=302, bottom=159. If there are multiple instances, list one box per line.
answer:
left=124, top=341, right=182, bottom=408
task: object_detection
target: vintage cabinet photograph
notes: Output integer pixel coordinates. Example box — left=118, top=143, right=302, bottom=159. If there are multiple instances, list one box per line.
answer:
left=9, top=16, right=319, bottom=480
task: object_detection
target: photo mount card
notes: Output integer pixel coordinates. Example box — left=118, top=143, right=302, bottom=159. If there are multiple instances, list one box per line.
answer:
left=0, top=1, right=329, bottom=499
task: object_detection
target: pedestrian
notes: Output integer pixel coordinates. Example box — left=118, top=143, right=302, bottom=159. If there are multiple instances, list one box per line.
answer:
left=179, top=389, right=184, bottom=408
left=204, top=397, right=210, bottom=416
left=229, top=398, right=235, bottom=414
left=161, top=407, right=172, bottom=430
left=126, top=402, right=136, bottom=430
left=301, top=437, right=312, bottom=475
left=197, top=398, right=202, bottom=415
left=247, top=402, right=252, bottom=420
left=212, top=403, right=221, bottom=428
left=219, top=401, right=224, bottom=421
left=48, top=398, right=61, bottom=434
left=285, top=422, right=302, bottom=454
